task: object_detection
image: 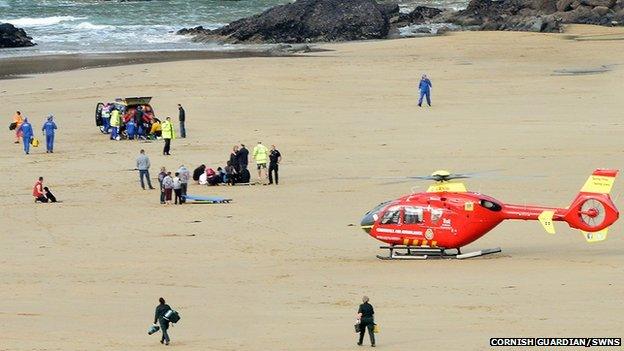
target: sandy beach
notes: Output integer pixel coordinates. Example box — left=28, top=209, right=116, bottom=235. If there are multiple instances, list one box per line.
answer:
left=1, top=25, right=623, bottom=350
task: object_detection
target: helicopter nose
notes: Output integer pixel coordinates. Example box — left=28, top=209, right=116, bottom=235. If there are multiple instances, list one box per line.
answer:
left=360, top=212, right=377, bottom=234
left=361, top=201, right=390, bottom=234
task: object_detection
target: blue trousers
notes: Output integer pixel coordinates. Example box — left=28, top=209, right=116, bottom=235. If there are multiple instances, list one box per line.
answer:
left=102, top=117, right=110, bottom=133
left=46, top=134, right=54, bottom=152
left=23, top=136, right=31, bottom=154
left=418, top=90, right=431, bottom=106
left=139, top=170, right=153, bottom=189
left=111, top=126, right=119, bottom=139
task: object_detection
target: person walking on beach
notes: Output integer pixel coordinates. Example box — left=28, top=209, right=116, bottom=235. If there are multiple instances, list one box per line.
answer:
left=17, top=118, right=34, bottom=155
left=356, top=296, right=376, bottom=347
left=13, top=111, right=24, bottom=144
left=153, top=297, right=172, bottom=345
left=158, top=167, right=167, bottom=204
left=418, top=74, right=432, bottom=107
left=252, top=141, right=269, bottom=183
left=268, top=144, right=282, bottom=185
left=42, top=114, right=57, bottom=153
left=33, top=176, right=47, bottom=203
left=110, top=107, right=121, bottom=140
left=162, top=172, right=174, bottom=205
left=161, top=117, right=175, bottom=155
left=136, top=149, right=155, bottom=190
left=178, top=104, right=186, bottom=138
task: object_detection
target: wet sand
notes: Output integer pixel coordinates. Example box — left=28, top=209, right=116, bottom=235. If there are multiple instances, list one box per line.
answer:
left=0, top=24, right=623, bottom=350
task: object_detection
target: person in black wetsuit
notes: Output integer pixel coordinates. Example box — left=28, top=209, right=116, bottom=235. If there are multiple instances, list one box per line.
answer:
left=357, top=296, right=375, bottom=347
left=154, top=297, right=172, bottom=345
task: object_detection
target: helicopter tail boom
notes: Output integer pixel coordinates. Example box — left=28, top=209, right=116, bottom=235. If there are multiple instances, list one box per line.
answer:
left=501, top=169, right=618, bottom=242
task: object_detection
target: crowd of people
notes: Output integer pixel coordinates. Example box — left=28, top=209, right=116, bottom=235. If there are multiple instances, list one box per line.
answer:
left=10, top=111, right=58, bottom=154
left=190, top=142, right=282, bottom=186
left=99, top=103, right=184, bottom=156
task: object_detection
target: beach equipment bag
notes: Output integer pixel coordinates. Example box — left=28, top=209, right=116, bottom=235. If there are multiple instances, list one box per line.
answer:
left=354, top=320, right=361, bottom=333
left=147, top=324, right=160, bottom=335
left=31, top=138, right=40, bottom=147
left=9, top=122, right=17, bottom=130
left=373, top=324, right=380, bottom=333
left=164, top=309, right=180, bottom=323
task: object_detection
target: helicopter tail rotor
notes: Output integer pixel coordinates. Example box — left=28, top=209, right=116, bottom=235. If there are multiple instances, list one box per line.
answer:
left=562, top=169, right=619, bottom=242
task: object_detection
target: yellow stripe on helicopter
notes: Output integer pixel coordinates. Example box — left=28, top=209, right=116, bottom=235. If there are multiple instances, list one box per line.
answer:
left=427, top=182, right=467, bottom=193
left=580, top=175, right=616, bottom=194
left=538, top=210, right=556, bottom=234
left=582, top=228, right=609, bottom=243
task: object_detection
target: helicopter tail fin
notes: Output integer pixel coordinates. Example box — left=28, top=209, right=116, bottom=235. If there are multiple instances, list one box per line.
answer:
left=562, top=169, right=619, bottom=239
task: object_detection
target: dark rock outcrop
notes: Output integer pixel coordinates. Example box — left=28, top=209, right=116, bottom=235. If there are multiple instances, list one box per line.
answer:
left=398, top=6, right=445, bottom=25
left=0, top=23, right=35, bottom=48
left=180, top=0, right=396, bottom=43
left=178, top=0, right=623, bottom=44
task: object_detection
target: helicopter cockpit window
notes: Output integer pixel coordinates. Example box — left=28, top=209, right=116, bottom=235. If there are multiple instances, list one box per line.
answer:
left=480, top=199, right=502, bottom=212
left=404, top=207, right=424, bottom=224
left=431, top=209, right=443, bottom=223
left=381, top=207, right=401, bottom=225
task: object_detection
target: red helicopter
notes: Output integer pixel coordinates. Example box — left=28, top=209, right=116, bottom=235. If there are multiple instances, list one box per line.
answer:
left=360, top=169, right=619, bottom=260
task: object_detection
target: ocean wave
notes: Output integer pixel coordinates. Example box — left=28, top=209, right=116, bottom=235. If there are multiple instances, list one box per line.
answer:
left=0, top=15, right=85, bottom=27
left=74, top=22, right=115, bottom=30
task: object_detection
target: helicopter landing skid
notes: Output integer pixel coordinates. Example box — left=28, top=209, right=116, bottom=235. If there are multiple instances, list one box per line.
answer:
left=376, top=245, right=501, bottom=260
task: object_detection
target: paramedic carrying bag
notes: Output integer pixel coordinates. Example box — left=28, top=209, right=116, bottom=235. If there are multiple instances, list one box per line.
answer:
left=164, top=309, right=180, bottom=323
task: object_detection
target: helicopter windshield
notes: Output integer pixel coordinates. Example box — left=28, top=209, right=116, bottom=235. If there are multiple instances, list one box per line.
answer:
left=404, top=207, right=424, bottom=224
left=380, top=206, right=401, bottom=225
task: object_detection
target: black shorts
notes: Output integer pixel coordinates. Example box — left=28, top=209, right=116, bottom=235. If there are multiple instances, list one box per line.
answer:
left=257, top=163, right=267, bottom=170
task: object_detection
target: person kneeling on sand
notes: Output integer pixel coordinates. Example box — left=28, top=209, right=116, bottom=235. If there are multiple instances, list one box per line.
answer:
left=33, top=177, right=49, bottom=203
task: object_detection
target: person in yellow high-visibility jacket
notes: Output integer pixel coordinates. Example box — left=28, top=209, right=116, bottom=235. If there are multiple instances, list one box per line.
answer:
left=252, top=141, right=269, bottom=183
left=161, top=117, right=175, bottom=155
left=110, top=108, right=121, bottom=140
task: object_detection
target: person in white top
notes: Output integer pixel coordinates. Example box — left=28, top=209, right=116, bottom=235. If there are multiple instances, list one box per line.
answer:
left=173, top=172, right=183, bottom=205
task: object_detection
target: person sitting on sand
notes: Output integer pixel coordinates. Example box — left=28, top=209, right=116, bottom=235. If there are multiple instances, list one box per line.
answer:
left=33, top=177, right=48, bottom=203
left=224, top=161, right=238, bottom=185
left=149, top=118, right=162, bottom=139
left=193, top=164, right=206, bottom=183
left=206, top=168, right=220, bottom=186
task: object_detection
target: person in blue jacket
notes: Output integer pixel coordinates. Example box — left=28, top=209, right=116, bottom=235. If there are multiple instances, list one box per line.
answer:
left=126, top=119, right=136, bottom=140
left=42, top=114, right=58, bottom=153
left=418, top=74, right=432, bottom=107
left=17, top=118, right=34, bottom=154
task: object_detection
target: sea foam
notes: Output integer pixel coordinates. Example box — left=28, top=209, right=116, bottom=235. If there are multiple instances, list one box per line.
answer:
left=0, top=15, right=84, bottom=27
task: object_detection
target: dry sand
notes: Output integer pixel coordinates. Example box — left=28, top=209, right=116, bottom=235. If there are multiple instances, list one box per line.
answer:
left=1, top=25, right=623, bottom=350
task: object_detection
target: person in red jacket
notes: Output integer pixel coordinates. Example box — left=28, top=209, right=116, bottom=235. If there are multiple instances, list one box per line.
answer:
left=33, top=177, right=47, bottom=203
